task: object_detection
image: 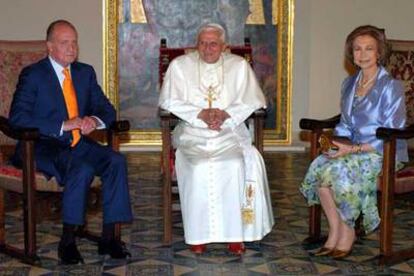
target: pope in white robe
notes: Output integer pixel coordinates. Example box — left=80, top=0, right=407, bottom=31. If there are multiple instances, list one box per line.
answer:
left=158, top=23, right=274, bottom=253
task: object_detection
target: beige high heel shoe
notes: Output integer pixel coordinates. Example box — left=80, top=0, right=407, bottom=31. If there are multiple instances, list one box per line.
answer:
left=330, top=248, right=352, bottom=259
left=312, top=247, right=334, bottom=256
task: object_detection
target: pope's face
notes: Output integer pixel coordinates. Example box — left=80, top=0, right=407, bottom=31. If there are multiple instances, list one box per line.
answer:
left=352, top=35, right=379, bottom=70
left=197, top=30, right=226, bottom=64
left=47, top=24, right=78, bottom=68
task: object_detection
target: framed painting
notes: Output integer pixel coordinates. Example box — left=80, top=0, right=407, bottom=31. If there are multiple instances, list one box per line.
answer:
left=103, top=0, right=294, bottom=146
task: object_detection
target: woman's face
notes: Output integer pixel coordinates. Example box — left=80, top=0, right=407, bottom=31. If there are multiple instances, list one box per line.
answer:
left=352, top=35, right=379, bottom=70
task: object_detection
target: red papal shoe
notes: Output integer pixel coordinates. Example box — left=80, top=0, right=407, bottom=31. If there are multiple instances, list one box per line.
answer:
left=190, top=244, right=207, bottom=254
left=227, top=242, right=246, bottom=255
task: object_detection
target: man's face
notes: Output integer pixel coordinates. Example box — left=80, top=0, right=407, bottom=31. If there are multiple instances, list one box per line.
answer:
left=47, top=24, right=78, bottom=68
left=197, top=30, right=226, bottom=63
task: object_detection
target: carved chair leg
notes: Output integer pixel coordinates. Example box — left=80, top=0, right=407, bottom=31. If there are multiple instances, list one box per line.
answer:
left=23, top=200, right=37, bottom=261
left=163, top=177, right=172, bottom=245
left=161, top=123, right=173, bottom=245
left=303, top=205, right=324, bottom=245
left=114, top=223, right=121, bottom=242
left=354, top=215, right=365, bottom=237
left=0, top=188, right=4, bottom=247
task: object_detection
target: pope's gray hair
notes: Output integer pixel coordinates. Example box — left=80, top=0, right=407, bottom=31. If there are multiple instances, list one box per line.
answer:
left=197, top=23, right=226, bottom=43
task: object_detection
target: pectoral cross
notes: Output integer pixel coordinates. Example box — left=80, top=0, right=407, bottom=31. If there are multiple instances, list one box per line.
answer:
left=205, top=86, right=217, bottom=108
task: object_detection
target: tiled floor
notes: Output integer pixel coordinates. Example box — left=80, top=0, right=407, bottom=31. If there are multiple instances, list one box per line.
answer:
left=1, top=151, right=414, bottom=275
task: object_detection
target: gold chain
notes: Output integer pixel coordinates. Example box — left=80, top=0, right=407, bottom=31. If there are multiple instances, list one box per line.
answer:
left=198, top=54, right=225, bottom=108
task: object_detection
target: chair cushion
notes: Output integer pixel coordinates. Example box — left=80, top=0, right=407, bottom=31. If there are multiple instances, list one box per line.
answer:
left=395, top=166, right=414, bottom=194
left=0, top=164, right=100, bottom=193
left=377, top=166, right=414, bottom=194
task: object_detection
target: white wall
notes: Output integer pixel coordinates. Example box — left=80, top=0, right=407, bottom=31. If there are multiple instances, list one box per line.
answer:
left=0, top=0, right=102, bottom=82
left=1, top=0, right=414, bottom=146
left=293, top=0, right=414, bottom=141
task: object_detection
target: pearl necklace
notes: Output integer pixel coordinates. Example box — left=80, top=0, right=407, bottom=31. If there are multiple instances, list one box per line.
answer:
left=358, top=69, right=378, bottom=88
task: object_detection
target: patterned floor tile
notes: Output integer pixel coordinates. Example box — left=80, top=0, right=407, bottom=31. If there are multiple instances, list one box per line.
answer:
left=1, top=151, right=414, bottom=275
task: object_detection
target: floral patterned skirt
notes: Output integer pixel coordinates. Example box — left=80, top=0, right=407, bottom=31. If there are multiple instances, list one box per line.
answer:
left=300, top=152, right=383, bottom=233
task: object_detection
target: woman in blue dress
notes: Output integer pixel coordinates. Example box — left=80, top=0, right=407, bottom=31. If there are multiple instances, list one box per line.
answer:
left=300, top=25, right=408, bottom=259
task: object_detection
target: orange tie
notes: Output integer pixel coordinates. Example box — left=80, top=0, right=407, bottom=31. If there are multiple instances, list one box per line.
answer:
left=62, top=68, right=81, bottom=146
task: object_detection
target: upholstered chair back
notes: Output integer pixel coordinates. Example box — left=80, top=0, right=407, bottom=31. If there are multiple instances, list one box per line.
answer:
left=386, top=40, right=414, bottom=125
left=0, top=40, right=47, bottom=146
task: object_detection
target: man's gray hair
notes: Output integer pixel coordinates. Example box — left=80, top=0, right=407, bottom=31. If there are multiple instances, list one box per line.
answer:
left=197, top=23, right=226, bottom=43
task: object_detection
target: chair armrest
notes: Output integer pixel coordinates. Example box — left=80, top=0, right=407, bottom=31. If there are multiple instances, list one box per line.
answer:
left=376, top=124, right=414, bottom=141
left=0, top=116, right=39, bottom=141
left=250, top=108, right=266, bottom=119
left=299, top=114, right=340, bottom=161
left=159, top=109, right=178, bottom=120
left=246, top=108, right=266, bottom=155
left=109, top=120, right=130, bottom=133
left=0, top=116, right=37, bottom=185
left=159, top=109, right=179, bottom=132
left=158, top=109, right=265, bottom=153
left=299, top=114, right=341, bottom=131
left=90, top=120, right=130, bottom=136
left=89, top=120, right=130, bottom=150
left=159, top=108, right=266, bottom=121
left=107, top=120, right=130, bottom=150
left=376, top=125, right=414, bottom=206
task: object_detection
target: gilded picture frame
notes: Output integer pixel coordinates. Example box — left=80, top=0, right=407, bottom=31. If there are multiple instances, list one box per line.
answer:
left=103, top=0, right=294, bottom=146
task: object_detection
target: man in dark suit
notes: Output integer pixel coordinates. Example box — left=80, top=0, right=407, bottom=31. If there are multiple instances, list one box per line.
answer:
left=9, top=19, right=133, bottom=264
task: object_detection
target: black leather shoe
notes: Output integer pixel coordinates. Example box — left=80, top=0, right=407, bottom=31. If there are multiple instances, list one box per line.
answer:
left=58, top=241, right=84, bottom=265
left=98, top=239, right=131, bottom=259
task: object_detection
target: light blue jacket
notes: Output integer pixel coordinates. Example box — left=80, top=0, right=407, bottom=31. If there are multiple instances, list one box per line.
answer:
left=335, top=66, right=408, bottom=162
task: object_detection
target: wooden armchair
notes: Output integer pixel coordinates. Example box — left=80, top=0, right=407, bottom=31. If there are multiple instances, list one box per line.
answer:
left=0, top=40, right=129, bottom=264
left=159, top=38, right=266, bottom=244
left=0, top=118, right=129, bottom=264
left=299, top=39, right=414, bottom=264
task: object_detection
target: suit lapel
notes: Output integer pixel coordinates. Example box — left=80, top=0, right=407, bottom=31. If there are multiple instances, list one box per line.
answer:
left=42, top=58, right=69, bottom=118
left=70, top=63, right=85, bottom=117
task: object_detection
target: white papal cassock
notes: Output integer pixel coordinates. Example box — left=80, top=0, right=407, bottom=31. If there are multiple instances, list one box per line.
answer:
left=159, top=51, right=274, bottom=245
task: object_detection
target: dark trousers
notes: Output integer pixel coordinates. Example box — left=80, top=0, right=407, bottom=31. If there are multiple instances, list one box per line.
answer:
left=17, top=137, right=133, bottom=225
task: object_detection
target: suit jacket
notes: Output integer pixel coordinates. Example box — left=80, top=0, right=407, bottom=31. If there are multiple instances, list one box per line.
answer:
left=334, top=66, right=408, bottom=162
left=9, top=57, right=116, bottom=180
